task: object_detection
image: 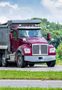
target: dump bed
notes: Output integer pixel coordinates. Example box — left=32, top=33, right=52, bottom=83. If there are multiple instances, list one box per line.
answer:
left=0, top=24, right=10, bottom=50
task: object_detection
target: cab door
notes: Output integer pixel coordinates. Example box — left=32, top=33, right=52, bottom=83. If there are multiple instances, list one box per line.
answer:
left=11, top=30, right=19, bottom=52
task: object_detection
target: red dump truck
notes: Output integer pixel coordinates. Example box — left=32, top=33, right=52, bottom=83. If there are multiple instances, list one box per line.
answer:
left=0, top=20, right=56, bottom=67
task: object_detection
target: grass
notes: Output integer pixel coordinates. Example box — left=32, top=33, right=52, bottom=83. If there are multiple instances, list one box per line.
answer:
left=56, top=60, right=62, bottom=65
left=0, top=87, right=62, bottom=90
left=56, top=54, right=62, bottom=65
left=0, top=70, right=62, bottom=80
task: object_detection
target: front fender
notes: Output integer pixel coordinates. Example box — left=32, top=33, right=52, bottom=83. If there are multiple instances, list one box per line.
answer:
left=16, top=44, right=32, bottom=56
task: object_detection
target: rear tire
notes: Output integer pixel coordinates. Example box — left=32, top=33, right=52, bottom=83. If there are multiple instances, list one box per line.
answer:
left=17, top=52, right=26, bottom=68
left=2, top=55, right=7, bottom=67
left=47, top=60, right=56, bottom=67
left=0, top=54, right=2, bottom=67
left=0, top=62, right=1, bottom=66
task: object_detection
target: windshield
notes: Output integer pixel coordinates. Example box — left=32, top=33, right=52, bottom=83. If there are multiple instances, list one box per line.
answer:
left=18, top=30, right=42, bottom=38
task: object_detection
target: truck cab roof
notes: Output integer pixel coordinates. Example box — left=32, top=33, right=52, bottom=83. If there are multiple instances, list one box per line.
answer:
left=8, top=20, right=41, bottom=24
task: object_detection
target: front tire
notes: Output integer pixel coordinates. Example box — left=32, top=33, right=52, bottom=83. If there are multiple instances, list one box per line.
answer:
left=47, top=60, right=56, bottom=67
left=17, top=52, right=26, bottom=68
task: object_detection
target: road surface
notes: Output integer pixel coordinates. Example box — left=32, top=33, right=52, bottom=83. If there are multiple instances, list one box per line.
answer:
left=0, top=80, right=62, bottom=88
left=0, top=65, right=62, bottom=88
left=0, top=65, right=62, bottom=71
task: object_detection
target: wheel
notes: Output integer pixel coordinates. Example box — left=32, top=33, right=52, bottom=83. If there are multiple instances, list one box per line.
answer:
left=0, top=58, right=2, bottom=67
left=29, top=63, right=34, bottom=67
left=0, top=54, right=2, bottom=67
left=47, top=60, right=56, bottom=67
left=17, top=52, right=26, bottom=68
left=2, top=55, right=7, bottom=67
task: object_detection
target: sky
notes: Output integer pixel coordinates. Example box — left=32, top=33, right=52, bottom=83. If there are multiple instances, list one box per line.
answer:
left=0, top=0, right=62, bottom=24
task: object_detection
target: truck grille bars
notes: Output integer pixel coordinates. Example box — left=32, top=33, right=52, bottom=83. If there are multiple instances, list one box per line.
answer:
left=32, top=44, right=48, bottom=55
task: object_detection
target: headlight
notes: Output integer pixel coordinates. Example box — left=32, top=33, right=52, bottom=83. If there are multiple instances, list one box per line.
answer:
left=50, top=48, right=56, bottom=53
left=24, top=48, right=30, bottom=53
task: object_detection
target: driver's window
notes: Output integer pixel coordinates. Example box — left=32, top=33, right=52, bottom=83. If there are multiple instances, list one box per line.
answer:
left=18, top=30, right=27, bottom=37
left=13, top=31, right=18, bottom=40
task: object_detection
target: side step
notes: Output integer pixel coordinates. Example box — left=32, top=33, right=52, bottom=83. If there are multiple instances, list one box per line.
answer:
left=7, top=53, right=15, bottom=62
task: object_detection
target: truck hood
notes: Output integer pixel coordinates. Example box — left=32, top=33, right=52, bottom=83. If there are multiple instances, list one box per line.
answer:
left=26, top=37, right=48, bottom=44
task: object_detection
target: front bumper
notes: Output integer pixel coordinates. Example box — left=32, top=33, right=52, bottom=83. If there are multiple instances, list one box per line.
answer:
left=24, top=55, right=56, bottom=62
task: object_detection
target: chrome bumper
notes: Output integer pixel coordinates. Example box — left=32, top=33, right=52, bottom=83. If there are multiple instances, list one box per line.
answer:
left=24, top=55, right=56, bottom=62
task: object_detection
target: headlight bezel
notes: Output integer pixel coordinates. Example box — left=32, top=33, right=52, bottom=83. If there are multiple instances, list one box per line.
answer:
left=24, top=48, right=31, bottom=54
left=49, top=47, right=56, bottom=53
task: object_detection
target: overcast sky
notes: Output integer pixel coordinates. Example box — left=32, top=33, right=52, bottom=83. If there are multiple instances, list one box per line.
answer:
left=0, top=0, right=62, bottom=23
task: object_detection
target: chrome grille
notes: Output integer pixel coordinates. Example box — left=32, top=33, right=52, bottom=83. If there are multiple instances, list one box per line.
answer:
left=32, top=44, right=48, bottom=55
left=32, top=45, right=39, bottom=54
left=41, top=45, right=48, bottom=54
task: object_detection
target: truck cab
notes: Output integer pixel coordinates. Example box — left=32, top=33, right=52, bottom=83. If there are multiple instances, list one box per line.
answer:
left=9, top=20, right=56, bottom=67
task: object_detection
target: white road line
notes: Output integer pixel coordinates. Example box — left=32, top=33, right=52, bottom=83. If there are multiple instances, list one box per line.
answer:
left=0, top=65, right=62, bottom=71
left=0, top=80, right=62, bottom=88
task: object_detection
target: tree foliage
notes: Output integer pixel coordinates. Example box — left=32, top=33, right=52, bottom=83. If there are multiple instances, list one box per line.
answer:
left=32, top=18, right=62, bottom=48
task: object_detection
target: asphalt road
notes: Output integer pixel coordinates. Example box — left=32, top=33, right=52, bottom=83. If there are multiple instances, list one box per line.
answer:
left=0, top=65, right=62, bottom=88
left=0, top=80, right=62, bottom=88
left=0, top=64, right=62, bottom=71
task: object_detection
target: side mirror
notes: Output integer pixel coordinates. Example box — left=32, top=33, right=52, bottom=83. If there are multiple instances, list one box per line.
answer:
left=47, top=33, right=51, bottom=41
